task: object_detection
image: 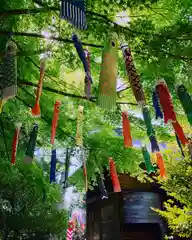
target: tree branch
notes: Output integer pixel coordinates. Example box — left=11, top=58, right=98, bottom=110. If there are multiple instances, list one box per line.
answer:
left=0, top=6, right=142, bottom=36
left=0, top=31, right=103, bottom=48
left=0, top=7, right=58, bottom=18
left=0, top=48, right=50, bottom=57
left=18, top=79, right=96, bottom=102
left=18, top=79, right=137, bottom=106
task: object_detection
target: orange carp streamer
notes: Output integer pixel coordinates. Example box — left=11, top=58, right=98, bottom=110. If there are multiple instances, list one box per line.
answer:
left=109, top=157, right=121, bottom=192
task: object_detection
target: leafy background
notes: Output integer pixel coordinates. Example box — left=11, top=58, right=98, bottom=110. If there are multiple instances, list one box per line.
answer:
left=0, top=0, right=192, bottom=238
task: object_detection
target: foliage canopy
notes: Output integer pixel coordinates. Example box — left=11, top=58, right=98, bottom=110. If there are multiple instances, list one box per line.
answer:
left=0, top=0, right=192, bottom=238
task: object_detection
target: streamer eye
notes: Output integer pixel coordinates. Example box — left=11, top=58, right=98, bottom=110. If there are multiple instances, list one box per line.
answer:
left=34, top=125, right=38, bottom=130
left=56, top=105, right=60, bottom=111
left=143, top=107, right=148, bottom=112
left=180, top=86, right=185, bottom=92
left=111, top=41, right=115, bottom=47
left=7, top=45, right=14, bottom=51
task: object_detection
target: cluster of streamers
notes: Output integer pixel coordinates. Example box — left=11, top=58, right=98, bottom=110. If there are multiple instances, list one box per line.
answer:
left=141, top=146, right=156, bottom=174
left=152, top=90, right=163, bottom=119
left=11, top=123, right=22, bottom=165
left=97, top=33, right=118, bottom=110
left=120, top=43, right=146, bottom=107
left=24, top=124, right=38, bottom=163
left=84, top=49, right=92, bottom=99
left=119, top=41, right=166, bottom=179
left=75, top=105, right=88, bottom=191
left=109, top=157, right=121, bottom=192
left=142, top=106, right=160, bottom=153
left=176, top=84, right=192, bottom=126
left=61, top=0, right=87, bottom=30
left=66, top=221, right=74, bottom=240
left=156, top=79, right=188, bottom=146
left=31, top=59, right=46, bottom=117
left=50, top=101, right=61, bottom=183
left=0, top=40, right=17, bottom=113
left=122, top=111, right=132, bottom=148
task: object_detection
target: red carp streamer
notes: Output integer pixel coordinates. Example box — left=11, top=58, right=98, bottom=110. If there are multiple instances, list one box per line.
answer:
left=122, top=111, right=132, bottom=148
left=50, top=101, right=61, bottom=145
left=155, top=80, right=176, bottom=124
left=172, top=121, right=188, bottom=146
left=11, top=123, right=22, bottom=165
left=156, top=79, right=188, bottom=145
left=109, top=157, right=121, bottom=192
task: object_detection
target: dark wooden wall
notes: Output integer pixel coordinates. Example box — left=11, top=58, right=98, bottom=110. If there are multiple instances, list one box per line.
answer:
left=121, top=223, right=162, bottom=240
left=87, top=193, right=121, bottom=240
left=86, top=173, right=167, bottom=240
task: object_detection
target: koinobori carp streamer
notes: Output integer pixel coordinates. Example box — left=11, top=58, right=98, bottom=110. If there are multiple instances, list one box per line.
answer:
left=11, top=123, right=22, bottom=165
left=121, top=43, right=146, bottom=106
left=97, top=33, right=118, bottom=110
left=109, top=157, right=121, bottom=192
left=24, top=123, right=38, bottom=163
left=122, top=111, right=132, bottom=148
left=142, top=106, right=160, bottom=153
left=50, top=100, right=61, bottom=145
left=72, top=34, right=89, bottom=74
left=176, top=84, right=192, bottom=126
left=152, top=90, right=163, bottom=119
left=84, top=49, right=92, bottom=99
left=76, top=105, right=84, bottom=146
left=156, top=152, right=166, bottom=178
left=155, top=80, right=177, bottom=124
left=50, top=148, right=57, bottom=183
left=31, top=59, right=46, bottom=117
left=156, top=79, right=188, bottom=146
left=142, top=146, right=156, bottom=174
left=0, top=40, right=17, bottom=111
